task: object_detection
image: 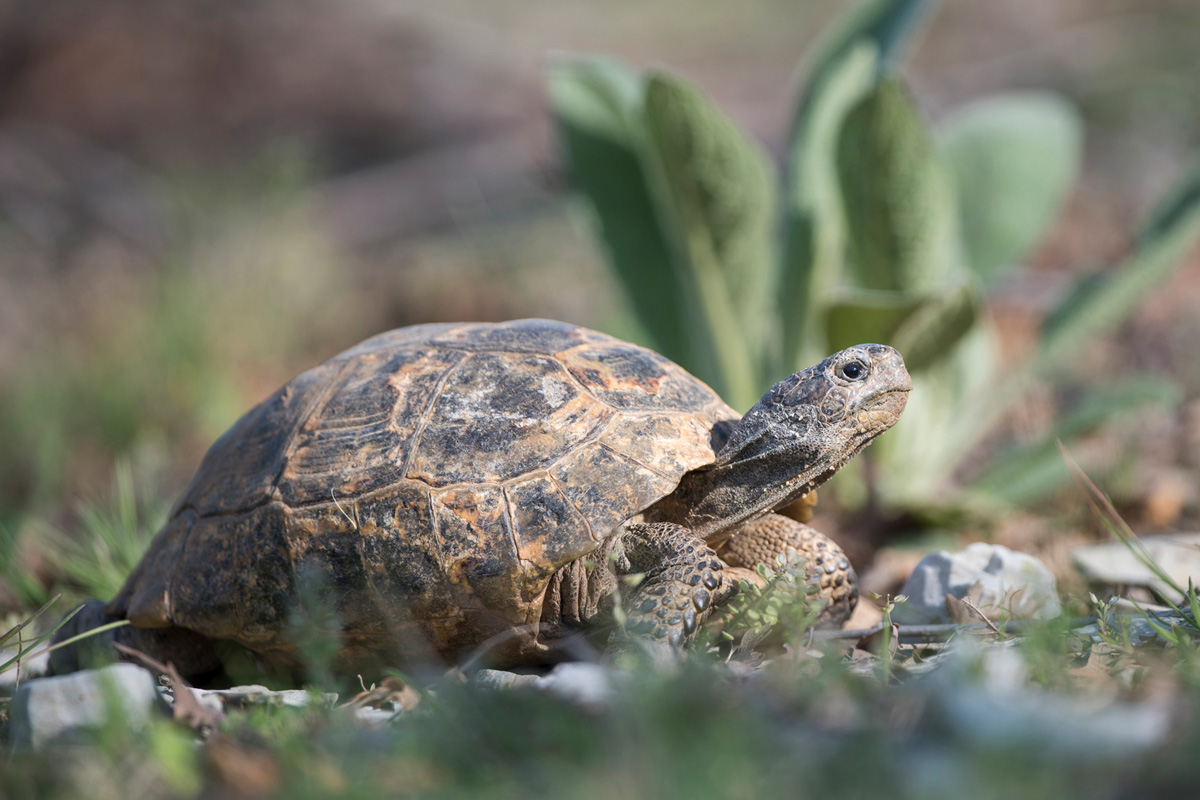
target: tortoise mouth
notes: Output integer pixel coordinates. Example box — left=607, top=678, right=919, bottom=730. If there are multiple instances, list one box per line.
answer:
left=856, top=389, right=909, bottom=432
left=864, top=387, right=909, bottom=408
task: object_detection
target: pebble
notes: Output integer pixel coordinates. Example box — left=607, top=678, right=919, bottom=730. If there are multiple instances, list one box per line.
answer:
left=183, top=684, right=338, bottom=711
left=1072, top=533, right=1200, bottom=605
left=466, top=663, right=617, bottom=710
left=352, top=706, right=400, bottom=728
left=534, top=662, right=616, bottom=708
left=471, top=668, right=539, bottom=691
left=891, top=543, right=1062, bottom=624
left=8, top=663, right=168, bottom=750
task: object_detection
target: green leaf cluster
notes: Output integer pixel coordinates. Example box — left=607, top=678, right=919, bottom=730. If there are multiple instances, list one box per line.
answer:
left=549, top=0, right=1200, bottom=512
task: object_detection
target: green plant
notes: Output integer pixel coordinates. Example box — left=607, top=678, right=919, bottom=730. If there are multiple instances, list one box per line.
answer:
left=1066, top=444, right=1200, bottom=648
left=713, top=556, right=825, bottom=657
left=549, top=0, right=1200, bottom=514
left=875, top=592, right=906, bottom=682
left=5, top=460, right=167, bottom=609
left=0, top=597, right=128, bottom=682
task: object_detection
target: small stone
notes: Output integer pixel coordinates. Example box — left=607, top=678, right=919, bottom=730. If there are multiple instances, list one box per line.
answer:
left=352, top=706, right=398, bottom=728
left=1072, top=533, right=1200, bottom=605
left=471, top=669, right=539, bottom=691
left=892, top=543, right=1062, bottom=625
left=9, top=663, right=169, bottom=750
left=176, top=686, right=227, bottom=717
left=535, top=662, right=615, bottom=709
left=194, top=685, right=337, bottom=709
left=929, top=641, right=1171, bottom=761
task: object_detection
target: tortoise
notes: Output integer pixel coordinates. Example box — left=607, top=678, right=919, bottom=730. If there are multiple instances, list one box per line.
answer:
left=51, top=319, right=910, bottom=679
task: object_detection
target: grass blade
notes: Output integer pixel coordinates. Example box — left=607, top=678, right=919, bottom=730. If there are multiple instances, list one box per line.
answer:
left=1059, top=441, right=1187, bottom=599
left=0, top=593, right=61, bottom=647
left=1040, top=154, right=1200, bottom=368
left=0, top=601, right=83, bottom=674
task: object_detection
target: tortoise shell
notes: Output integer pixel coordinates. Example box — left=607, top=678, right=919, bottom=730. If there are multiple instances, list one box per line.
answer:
left=110, top=319, right=738, bottom=667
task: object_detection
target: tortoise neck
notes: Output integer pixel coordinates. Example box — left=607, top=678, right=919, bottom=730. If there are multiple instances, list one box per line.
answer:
left=643, top=442, right=841, bottom=544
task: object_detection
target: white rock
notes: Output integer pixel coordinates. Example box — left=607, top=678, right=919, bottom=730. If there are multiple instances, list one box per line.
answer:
left=891, top=543, right=1062, bottom=624
left=1072, top=533, right=1200, bottom=604
left=472, top=669, right=539, bottom=690
left=8, top=663, right=168, bottom=750
left=535, top=662, right=616, bottom=708
left=352, top=706, right=399, bottom=728
left=192, top=684, right=337, bottom=709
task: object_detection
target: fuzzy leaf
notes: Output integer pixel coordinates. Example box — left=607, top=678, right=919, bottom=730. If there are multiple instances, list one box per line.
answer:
left=642, top=71, right=776, bottom=409
left=940, top=92, right=1082, bottom=282
left=779, top=0, right=938, bottom=370
left=837, top=78, right=958, bottom=293
left=891, top=282, right=980, bottom=372
left=824, top=288, right=924, bottom=353
left=548, top=58, right=696, bottom=369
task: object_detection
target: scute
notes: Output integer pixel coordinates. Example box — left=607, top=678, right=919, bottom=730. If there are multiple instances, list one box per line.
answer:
left=178, top=361, right=338, bottom=516
left=357, top=484, right=459, bottom=622
left=334, top=323, right=463, bottom=360
left=408, top=351, right=611, bottom=485
left=599, top=412, right=734, bottom=479
left=278, top=345, right=467, bottom=506
left=168, top=504, right=293, bottom=643
left=506, top=472, right=597, bottom=572
left=429, top=318, right=613, bottom=354
left=557, top=341, right=720, bottom=412
left=547, top=442, right=679, bottom=542
left=429, top=485, right=524, bottom=615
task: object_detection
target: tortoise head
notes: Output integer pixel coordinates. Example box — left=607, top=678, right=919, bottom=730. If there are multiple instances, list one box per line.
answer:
left=710, top=344, right=910, bottom=504
left=756, top=343, right=911, bottom=441
left=644, top=344, right=910, bottom=541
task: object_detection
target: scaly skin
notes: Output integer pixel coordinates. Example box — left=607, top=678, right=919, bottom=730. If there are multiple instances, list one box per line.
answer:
left=719, top=513, right=857, bottom=627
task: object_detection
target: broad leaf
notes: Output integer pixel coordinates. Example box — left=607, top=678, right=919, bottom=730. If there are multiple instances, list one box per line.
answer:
left=779, top=0, right=938, bottom=370
left=825, top=283, right=978, bottom=372
left=967, top=379, right=1180, bottom=507
left=837, top=78, right=958, bottom=293
left=940, top=92, right=1082, bottom=282
left=891, top=282, right=980, bottom=372
left=870, top=322, right=1000, bottom=506
left=824, top=288, right=923, bottom=353
left=934, top=152, right=1200, bottom=476
left=1040, top=154, right=1200, bottom=368
left=548, top=58, right=695, bottom=369
left=642, top=72, right=776, bottom=409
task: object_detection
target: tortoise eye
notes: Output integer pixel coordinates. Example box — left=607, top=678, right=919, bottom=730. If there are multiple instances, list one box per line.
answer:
left=839, top=360, right=867, bottom=381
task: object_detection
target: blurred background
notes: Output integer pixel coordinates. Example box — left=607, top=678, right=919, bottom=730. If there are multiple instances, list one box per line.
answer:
left=1, top=0, right=1199, bottom=614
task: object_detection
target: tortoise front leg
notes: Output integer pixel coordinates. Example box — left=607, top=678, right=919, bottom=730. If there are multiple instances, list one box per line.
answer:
left=718, top=513, right=857, bottom=627
left=606, top=523, right=736, bottom=651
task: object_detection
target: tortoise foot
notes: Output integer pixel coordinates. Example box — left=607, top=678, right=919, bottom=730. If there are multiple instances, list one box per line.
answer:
left=607, top=523, right=736, bottom=651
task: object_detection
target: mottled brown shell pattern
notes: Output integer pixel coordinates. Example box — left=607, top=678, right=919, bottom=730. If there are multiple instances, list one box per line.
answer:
left=110, top=319, right=736, bottom=665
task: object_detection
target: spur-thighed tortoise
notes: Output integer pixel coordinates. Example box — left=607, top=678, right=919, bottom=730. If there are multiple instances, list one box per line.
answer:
left=52, top=319, right=909, bottom=679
